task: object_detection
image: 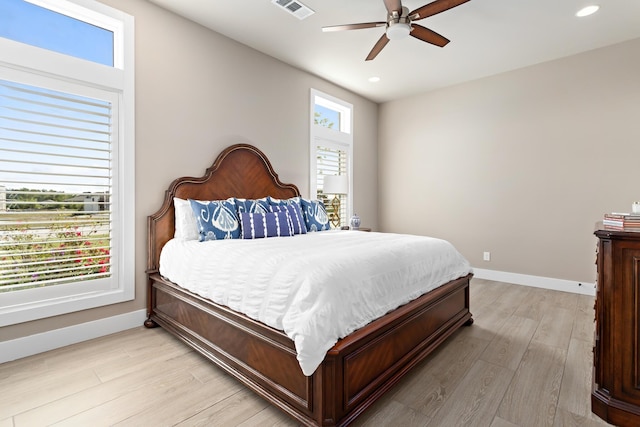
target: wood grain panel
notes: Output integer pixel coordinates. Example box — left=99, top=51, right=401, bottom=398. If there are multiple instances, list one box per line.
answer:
left=391, top=334, right=489, bottom=416
left=532, top=307, right=575, bottom=349
left=498, top=341, right=566, bottom=427
left=558, top=338, right=595, bottom=417
left=618, top=248, right=640, bottom=401
left=427, top=359, right=514, bottom=427
left=152, top=279, right=310, bottom=410
left=633, top=255, right=640, bottom=390
left=480, top=315, right=538, bottom=370
left=343, top=288, right=466, bottom=404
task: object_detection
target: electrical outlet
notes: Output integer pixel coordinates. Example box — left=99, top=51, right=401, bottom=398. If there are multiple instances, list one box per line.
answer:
left=483, top=251, right=491, bottom=261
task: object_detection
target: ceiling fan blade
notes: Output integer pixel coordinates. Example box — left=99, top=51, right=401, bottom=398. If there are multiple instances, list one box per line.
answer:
left=366, top=34, right=390, bottom=61
left=410, top=0, right=471, bottom=21
left=410, top=24, right=450, bottom=47
left=383, top=0, right=403, bottom=14
left=322, top=22, right=386, bottom=32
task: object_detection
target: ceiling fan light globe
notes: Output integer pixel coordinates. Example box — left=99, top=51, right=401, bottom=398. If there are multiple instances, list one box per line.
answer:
left=386, top=22, right=410, bottom=40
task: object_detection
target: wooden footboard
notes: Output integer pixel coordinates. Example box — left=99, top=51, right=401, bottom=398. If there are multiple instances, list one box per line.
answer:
left=147, top=272, right=472, bottom=426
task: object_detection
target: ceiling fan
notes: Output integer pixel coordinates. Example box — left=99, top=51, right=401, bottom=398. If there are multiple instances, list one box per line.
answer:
left=322, top=0, right=472, bottom=61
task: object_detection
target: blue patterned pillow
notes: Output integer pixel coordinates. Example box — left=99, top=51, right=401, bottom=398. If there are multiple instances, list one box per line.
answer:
left=188, top=198, right=240, bottom=241
left=234, top=198, right=270, bottom=214
left=270, top=204, right=307, bottom=234
left=267, top=196, right=286, bottom=206
left=269, top=197, right=304, bottom=214
left=240, top=211, right=293, bottom=239
left=299, top=198, right=330, bottom=232
left=268, top=196, right=301, bottom=207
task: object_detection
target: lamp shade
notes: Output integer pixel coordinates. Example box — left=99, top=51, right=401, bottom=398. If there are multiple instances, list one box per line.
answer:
left=323, top=175, right=348, bottom=195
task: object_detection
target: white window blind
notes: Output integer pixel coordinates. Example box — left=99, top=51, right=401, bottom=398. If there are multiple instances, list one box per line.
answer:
left=0, top=79, right=113, bottom=291
left=316, top=144, right=348, bottom=227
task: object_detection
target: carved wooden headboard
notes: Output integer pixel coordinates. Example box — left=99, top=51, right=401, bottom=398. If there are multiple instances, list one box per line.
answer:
left=146, top=144, right=300, bottom=273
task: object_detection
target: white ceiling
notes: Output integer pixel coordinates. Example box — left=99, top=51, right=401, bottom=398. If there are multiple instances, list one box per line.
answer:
left=147, top=0, right=640, bottom=103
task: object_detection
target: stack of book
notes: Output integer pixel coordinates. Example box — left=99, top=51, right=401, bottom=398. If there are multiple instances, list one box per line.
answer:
left=603, top=213, right=640, bottom=229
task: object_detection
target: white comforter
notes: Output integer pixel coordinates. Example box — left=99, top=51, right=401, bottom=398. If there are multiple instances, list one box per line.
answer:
left=159, top=230, right=472, bottom=376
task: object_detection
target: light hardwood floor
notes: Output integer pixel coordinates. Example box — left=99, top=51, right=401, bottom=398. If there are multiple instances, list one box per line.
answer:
left=0, top=279, right=613, bottom=426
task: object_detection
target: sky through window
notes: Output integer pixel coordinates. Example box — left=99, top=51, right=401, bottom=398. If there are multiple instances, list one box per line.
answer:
left=0, top=0, right=113, bottom=66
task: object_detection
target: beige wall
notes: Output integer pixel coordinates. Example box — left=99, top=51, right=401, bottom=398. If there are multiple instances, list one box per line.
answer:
left=2, top=0, right=378, bottom=341
left=378, top=37, right=640, bottom=284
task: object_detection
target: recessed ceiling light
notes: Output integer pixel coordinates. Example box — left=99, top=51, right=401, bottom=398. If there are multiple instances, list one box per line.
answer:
left=368, top=76, right=380, bottom=83
left=576, top=5, right=599, bottom=17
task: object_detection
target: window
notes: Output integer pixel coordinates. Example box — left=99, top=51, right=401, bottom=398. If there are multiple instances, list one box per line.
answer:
left=310, top=89, right=353, bottom=228
left=0, top=0, right=134, bottom=326
left=0, top=0, right=116, bottom=67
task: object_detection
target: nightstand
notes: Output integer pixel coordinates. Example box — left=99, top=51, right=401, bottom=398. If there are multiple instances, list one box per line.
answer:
left=341, top=226, right=371, bottom=232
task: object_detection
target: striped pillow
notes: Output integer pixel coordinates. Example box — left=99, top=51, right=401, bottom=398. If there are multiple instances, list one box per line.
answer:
left=240, top=211, right=293, bottom=239
left=270, top=204, right=307, bottom=235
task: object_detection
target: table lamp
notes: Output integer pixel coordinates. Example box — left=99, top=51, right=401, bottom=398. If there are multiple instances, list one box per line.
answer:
left=322, top=174, right=348, bottom=228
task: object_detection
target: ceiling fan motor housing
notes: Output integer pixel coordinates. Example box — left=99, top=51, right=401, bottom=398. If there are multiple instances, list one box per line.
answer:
left=386, top=6, right=411, bottom=40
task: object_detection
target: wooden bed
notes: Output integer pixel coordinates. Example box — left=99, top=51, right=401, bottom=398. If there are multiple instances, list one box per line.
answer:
left=145, top=143, right=473, bottom=426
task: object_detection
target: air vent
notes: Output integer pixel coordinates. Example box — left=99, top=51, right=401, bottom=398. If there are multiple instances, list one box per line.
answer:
left=271, top=0, right=315, bottom=20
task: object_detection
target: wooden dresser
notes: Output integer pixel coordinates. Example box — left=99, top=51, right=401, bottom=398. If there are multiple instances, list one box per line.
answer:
left=593, top=225, right=640, bottom=426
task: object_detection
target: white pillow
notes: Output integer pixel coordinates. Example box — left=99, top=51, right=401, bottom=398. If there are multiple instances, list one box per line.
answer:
left=174, top=197, right=200, bottom=241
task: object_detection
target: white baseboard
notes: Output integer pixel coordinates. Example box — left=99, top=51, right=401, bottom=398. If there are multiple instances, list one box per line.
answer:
left=0, top=309, right=147, bottom=364
left=473, top=268, right=596, bottom=296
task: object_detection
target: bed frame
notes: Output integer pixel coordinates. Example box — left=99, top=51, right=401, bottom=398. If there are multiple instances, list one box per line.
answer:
left=145, top=143, right=473, bottom=426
